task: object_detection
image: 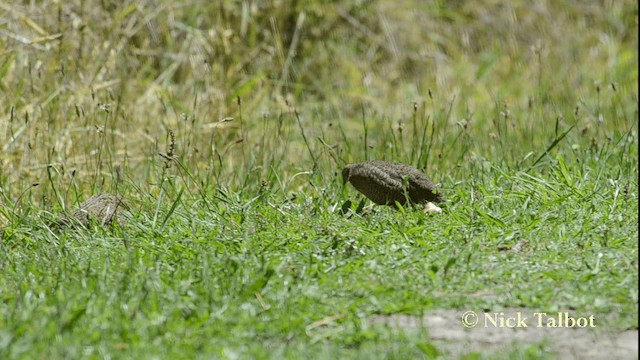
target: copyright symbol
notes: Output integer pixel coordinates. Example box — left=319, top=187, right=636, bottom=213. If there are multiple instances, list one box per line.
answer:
left=461, top=311, right=478, bottom=328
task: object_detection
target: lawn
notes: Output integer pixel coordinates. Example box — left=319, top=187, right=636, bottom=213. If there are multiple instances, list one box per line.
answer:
left=0, top=1, right=638, bottom=359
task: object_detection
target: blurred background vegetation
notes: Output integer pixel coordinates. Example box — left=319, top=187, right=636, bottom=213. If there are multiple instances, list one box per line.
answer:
left=0, top=0, right=637, bottom=210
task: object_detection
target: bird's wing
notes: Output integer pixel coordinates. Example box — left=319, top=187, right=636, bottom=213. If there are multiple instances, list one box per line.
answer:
left=365, top=164, right=405, bottom=191
left=367, top=162, right=404, bottom=185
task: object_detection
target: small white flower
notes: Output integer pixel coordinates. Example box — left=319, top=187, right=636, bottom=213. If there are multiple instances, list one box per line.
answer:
left=424, top=202, right=442, bottom=214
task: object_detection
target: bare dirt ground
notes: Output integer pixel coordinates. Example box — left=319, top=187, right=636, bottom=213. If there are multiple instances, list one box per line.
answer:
left=369, top=308, right=638, bottom=359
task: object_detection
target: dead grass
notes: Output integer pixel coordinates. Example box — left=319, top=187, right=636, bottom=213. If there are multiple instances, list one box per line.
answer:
left=0, top=0, right=637, bottom=205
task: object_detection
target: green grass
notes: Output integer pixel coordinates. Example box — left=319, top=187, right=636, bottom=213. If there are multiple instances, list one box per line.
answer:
left=0, top=0, right=638, bottom=359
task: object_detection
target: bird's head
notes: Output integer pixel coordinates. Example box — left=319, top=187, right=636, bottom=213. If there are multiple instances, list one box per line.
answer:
left=341, top=166, right=352, bottom=185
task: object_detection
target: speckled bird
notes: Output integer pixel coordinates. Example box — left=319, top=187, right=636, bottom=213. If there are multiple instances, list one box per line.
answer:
left=342, top=160, right=445, bottom=206
left=56, top=193, right=128, bottom=228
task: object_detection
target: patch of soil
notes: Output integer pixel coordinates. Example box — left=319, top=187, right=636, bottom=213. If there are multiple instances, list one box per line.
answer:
left=369, top=308, right=637, bottom=359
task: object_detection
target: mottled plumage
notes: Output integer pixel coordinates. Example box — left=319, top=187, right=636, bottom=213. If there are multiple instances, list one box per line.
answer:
left=56, top=193, right=128, bottom=228
left=342, top=160, right=444, bottom=206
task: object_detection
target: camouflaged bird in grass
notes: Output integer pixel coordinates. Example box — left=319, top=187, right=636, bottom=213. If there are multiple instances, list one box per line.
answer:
left=342, top=160, right=445, bottom=207
left=55, top=193, right=129, bottom=228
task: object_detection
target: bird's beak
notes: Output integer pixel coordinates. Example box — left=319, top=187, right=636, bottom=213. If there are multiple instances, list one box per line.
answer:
left=341, top=168, right=349, bottom=185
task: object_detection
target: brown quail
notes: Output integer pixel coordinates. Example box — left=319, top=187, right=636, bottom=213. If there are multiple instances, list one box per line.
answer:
left=56, top=193, right=128, bottom=228
left=342, top=160, right=445, bottom=206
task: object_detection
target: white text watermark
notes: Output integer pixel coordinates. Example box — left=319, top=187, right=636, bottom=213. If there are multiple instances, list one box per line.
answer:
left=461, top=311, right=596, bottom=328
